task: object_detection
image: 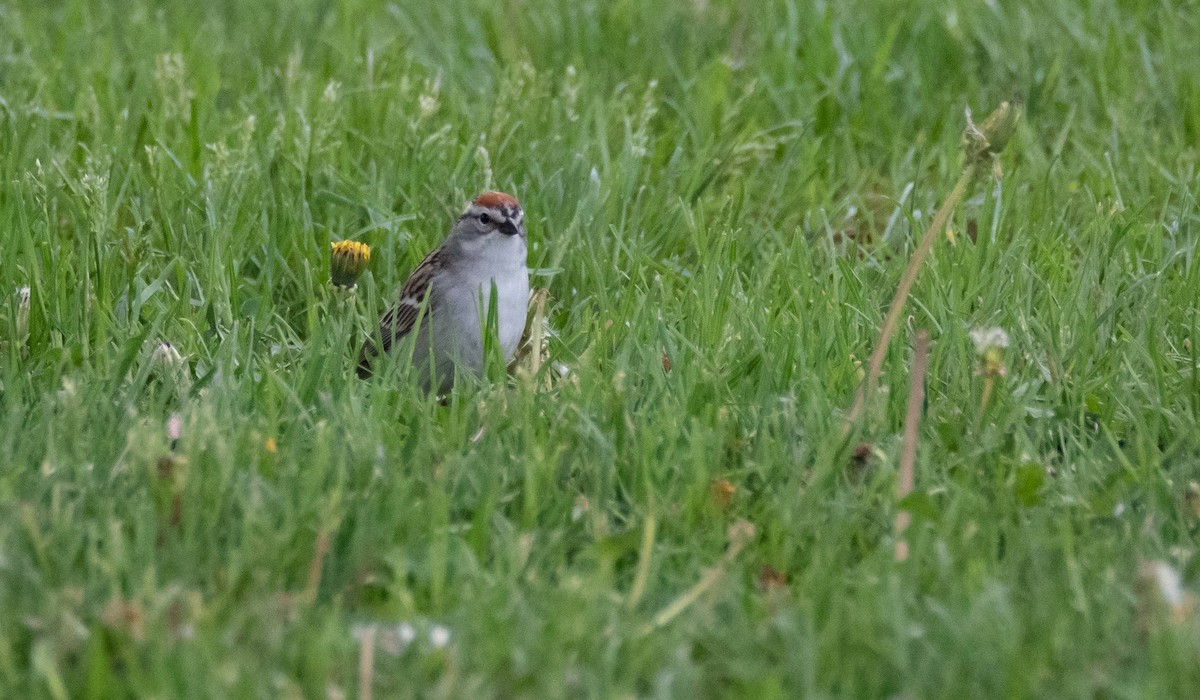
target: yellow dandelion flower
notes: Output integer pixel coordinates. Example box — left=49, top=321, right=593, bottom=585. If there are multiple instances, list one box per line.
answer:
left=330, top=241, right=371, bottom=289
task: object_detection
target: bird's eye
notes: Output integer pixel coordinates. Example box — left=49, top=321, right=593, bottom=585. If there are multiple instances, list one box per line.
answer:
left=478, top=213, right=491, bottom=225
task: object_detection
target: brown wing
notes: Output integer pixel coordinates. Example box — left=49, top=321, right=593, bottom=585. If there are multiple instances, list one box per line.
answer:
left=356, top=249, right=440, bottom=378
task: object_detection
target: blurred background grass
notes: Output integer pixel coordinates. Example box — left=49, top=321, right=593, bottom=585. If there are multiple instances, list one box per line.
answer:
left=1, top=0, right=1199, bottom=697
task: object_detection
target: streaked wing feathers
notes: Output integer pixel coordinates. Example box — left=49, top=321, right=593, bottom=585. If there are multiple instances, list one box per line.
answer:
left=356, top=248, right=440, bottom=378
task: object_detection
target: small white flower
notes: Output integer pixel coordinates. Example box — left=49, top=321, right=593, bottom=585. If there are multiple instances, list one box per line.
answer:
left=15, top=286, right=30, bottom=321
left=397, top=622, right=416, bottom=646
left=398, top=624, right=417, bottom=648
left=428, top=624, right=450, bottom=649
left=166, top=414, right=183, bottom=442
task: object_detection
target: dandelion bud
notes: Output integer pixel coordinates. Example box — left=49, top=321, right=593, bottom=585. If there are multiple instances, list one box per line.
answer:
left=962, top=98, right=1023, bottom=168
left=330, top=241, right=370, bottom=289
left=148, top=341, right=191, bottom=394
left=150, top=340, right=185, bottom=369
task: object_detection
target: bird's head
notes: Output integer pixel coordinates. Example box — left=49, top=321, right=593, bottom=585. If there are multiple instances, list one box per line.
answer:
left=454, top=191, right=525, bottom=239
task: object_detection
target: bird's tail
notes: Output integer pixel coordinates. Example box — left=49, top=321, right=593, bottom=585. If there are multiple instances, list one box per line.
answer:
left=356, top=340, right=377, bottom=379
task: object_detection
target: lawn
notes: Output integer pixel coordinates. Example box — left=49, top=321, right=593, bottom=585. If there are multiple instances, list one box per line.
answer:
left=2, top=0, right=1199, bottom=697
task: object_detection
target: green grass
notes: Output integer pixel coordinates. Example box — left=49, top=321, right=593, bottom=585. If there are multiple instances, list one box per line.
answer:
left=2, top=0, right=1199, bottom=696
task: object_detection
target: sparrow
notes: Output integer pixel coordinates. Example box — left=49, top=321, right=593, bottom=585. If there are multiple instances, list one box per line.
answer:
left=357, top=191, right=530, bottom=391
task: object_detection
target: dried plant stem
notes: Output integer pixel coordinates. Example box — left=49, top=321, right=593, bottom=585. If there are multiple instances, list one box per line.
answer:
left=304, top=528, right=331, bottom=604
left=530, top=288, right=549, bottom=388
left=976, top=375, right=995, bottom=430
left=357, top=624, right=376, bottom=700
left=508, top=287, right=551, bottom=385
left=637, top=520, right=755, bottom=636
left=843, top=167, right=976, bottom=436
left=626, top=513, right=657, bottom=609
left=894, top=330, right=930, bottom=562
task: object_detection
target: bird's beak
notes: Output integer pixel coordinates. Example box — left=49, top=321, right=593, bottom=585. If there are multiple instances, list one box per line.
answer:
left=499, top=220, right=520, bottom=236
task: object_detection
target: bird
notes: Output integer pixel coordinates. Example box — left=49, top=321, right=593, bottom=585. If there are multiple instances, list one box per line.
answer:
left=357, top=191, right=530, bottom=392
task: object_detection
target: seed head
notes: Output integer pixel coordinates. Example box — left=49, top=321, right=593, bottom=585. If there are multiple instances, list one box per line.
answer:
left=962, top=98, right=1023, bottom=170
left=970, top=326, right=1010, bottom=378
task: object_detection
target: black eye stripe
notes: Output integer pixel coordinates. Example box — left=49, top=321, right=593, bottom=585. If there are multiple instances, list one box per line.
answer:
left=463, top=204, right=521, bottom=228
